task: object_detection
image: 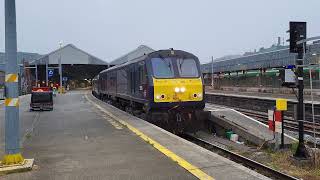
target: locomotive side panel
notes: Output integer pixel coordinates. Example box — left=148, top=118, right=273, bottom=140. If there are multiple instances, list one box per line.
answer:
left=107, top=71, right=117, bottom=97
left=117, top=68, right=128, bottom=96
left=99, top=72, right=107, bottom=95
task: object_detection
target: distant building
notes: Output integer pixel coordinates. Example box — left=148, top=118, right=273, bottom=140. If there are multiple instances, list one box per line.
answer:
left=202, top=43, right=320, bottom=74
left=109, top=45, right=155, bottom=66
left=0, top=52, right=42, bottom=64
left=30, top=44, right=108, bottom=89
left=0, top=52, right=41, bottom=94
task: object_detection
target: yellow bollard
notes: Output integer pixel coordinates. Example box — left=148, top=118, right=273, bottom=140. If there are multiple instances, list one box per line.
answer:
left=1, top=153, right=24, bottom=165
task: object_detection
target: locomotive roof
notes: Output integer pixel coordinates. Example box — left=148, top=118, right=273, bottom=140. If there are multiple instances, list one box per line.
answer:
left=99, top=49, right=197, bottom=74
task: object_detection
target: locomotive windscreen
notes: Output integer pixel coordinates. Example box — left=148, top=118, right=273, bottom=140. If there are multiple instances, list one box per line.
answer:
left=151, top=58, right=174, bottom=78
left=177, top=58, right=199, bottom=77
left=151, top=57, right=199, bottom=78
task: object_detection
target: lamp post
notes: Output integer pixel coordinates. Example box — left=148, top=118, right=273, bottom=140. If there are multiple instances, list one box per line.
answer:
left=211, top=56, right=214, bottom=87
left=59, top=41, right=63, bottom=93
left=2, top=0, right=24, bottom=165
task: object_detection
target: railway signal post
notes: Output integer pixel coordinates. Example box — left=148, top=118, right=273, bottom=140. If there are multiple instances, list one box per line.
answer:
left=288, top=21, right=309, bottom=159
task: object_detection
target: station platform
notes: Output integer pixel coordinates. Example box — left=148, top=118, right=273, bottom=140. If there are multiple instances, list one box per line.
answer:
left=205, top=104, right=296, bottom=147
left=0, top=90, right=270, bottom=180
left=206, top=89, right=320, bottom=104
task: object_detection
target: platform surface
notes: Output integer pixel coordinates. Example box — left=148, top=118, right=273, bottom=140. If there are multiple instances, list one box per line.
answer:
left=205, top=104, right=296, bottom=146
left=0, top=91, right=196, bottom=180
left=86, top=92, right=270, bottom=180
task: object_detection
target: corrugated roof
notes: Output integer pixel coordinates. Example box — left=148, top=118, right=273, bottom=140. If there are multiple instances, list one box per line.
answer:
left=30, top=44, right=108, bottom=65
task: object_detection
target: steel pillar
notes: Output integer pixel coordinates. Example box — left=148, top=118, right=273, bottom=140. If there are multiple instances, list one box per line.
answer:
left=35, top=64, right=38, bottom=86
left=59, top=43, right=63, bottom=93
left=2, top=0, right=24, bottom=165
left=45, top=61, right=48, bottom=87
left=294, top=46, right=309, bottom=158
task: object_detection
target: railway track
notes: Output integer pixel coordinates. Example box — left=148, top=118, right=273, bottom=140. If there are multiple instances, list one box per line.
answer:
left=205, top=93, right=320, bottom=123
left=234, top=107, right=320, bottom=138
left=184, top=133, right=299, bottom=180
left=207, top=102, right=320, bottom=138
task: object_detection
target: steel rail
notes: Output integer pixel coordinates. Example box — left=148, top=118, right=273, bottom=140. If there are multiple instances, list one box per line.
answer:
left=184, top=134, right=300, bottom=180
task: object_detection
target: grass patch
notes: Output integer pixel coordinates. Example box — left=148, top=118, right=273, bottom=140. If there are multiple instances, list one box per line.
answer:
left=266, top=150, right=320, bottom=180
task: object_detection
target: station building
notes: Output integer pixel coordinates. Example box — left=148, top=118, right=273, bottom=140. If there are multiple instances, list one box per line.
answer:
left=0, top=52, right=42, bottom=97
left=29, top=44, right=108, bottom=90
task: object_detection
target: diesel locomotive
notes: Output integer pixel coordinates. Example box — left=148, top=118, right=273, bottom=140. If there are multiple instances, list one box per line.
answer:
left=92, top=49, right=209, bottom=133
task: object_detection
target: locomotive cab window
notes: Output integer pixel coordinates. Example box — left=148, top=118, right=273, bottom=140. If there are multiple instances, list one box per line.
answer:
left=151, top=57, right=174, bottom=78
left=177, top=58, right=199, bottom=77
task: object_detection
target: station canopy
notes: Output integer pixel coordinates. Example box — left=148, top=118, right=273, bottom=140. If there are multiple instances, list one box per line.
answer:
left=28, top=44, right=108, bottom=87
left=30, top=44, right=107, bottom=66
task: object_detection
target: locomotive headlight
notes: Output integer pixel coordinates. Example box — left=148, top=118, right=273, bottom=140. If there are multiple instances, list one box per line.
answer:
left=197, top=93, right=203, bottom=98
left=174, top=87, right=180, bottom=93
left=156, top=95, right=161, bottom=100
left=180, top=87, right=186, bottom=93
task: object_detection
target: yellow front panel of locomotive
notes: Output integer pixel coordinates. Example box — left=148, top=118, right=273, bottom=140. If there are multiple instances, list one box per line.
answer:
left=153, top=78, right=203, bottom=103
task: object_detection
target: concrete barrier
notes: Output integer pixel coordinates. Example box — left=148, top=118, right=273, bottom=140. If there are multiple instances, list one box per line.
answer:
left=208, top=108, right=296, bottom=148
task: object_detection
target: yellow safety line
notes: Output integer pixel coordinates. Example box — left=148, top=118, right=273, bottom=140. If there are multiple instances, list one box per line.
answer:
left=85, top=94, right=214, bottom=180
left=103, top=116, right=123, bottom=130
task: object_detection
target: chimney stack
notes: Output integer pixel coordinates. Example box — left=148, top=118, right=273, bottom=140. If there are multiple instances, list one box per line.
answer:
left=277, top=37, right=281, bottom=46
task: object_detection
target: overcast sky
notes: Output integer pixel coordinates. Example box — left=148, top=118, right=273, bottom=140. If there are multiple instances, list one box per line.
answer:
left=0, top=0, right=319, bottom=63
